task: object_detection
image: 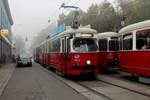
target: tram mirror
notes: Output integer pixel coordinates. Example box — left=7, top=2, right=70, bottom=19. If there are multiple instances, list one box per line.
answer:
left=69, top=34, right=73, bottom=39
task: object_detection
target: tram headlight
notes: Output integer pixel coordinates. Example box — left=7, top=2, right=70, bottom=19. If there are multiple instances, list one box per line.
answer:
left=86, top=60, right=91, bottom=65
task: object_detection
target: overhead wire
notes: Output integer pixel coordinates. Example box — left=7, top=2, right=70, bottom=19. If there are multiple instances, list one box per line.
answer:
left=62, top=0, right=82, bottom=14
left=47, top=0, right=82, bottom=28
left=49, top=0, right=75, bottom=17
left=47, top=0, right=77, bottom=24
left=73, top=0, right=81, bottom=6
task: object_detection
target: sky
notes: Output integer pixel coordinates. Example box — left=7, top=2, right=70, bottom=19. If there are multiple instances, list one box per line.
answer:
left=8, top=0, right=115, bottom=43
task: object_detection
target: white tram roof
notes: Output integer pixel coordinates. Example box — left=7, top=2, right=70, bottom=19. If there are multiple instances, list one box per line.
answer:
left=38, top=40, right=47, bottom=47
left=119, top=20, right=150, bottom=34
left=98, top=32, right=118, bottom=39
left=58, top=27, right=97, bottom=37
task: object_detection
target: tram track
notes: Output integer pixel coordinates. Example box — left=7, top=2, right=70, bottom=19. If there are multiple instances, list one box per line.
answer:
left=37, top=63, right=150, bottom=100
left=97, top=71, right=150, bottom=98
left=98, top=79, right=150, bottom=97
left=74, top=81, right=113, bottom=100
left=77, top=79, right=150, bottom=100
left=38, top=64, right=112, bottom=100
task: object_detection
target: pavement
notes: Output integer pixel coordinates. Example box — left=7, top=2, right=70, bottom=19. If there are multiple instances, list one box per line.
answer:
left=0, top=63, right=88, bottom=100
left=0, top=63, right=15, bottom=96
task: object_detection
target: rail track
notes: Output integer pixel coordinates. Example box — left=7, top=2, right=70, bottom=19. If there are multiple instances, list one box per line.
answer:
left=77, top=79, right=150, bottom=100
left=38, top=64, right=112, bottom=100
left=98, top=77, right=150, bottom=97
left=98, top=70, right=150, bottom=97
left=38, top=64, right=150, bottom=100
left=75, top=81, right=113, bottom=100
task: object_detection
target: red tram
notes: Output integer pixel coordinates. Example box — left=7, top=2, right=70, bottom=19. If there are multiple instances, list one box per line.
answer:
left=118, top=20, right=150, bottom=77
left=33, top=46, right=40, bottom=63
left=98, top=32, right=119, bottom=71
left=34, top=27, right=99, bottom=76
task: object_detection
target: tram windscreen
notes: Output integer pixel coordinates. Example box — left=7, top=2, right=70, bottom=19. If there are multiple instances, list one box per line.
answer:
left=73, top=38, right=98, bottom=52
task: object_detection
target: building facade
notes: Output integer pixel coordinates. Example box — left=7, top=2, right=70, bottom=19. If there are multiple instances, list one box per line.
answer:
left=0, top=0, right=13, bottom=63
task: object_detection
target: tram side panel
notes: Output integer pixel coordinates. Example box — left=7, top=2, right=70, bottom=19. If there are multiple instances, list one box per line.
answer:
left=98, top=36, right=119, bottom=71
left=50, top=52, right=62, bottom=71
left=60, top=52, right=71, bottom=74
left=34, top=47, right=40, bottom=63
left=43, top=53, right=46, bottom=65
left=119, top=51, right=150, bottom=77
left=118, top=20, right=150, bottom=77
left=38, top=45, right=43, bottom=64
left=108, top=51, right=119, bottom=69
left=45, top=53, right=48, bottom=66
left=99, top=52, right=109, bottom=70
left=44, top=43, right=49, bottom=66
left=99, top=52, right=118, bottom=71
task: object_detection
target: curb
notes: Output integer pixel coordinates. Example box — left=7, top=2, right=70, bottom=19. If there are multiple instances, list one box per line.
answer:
left=0, top=64, right=15, bottom=96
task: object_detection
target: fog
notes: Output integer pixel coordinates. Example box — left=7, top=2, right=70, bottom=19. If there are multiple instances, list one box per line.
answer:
left=8, top=0, right=115, bottom=53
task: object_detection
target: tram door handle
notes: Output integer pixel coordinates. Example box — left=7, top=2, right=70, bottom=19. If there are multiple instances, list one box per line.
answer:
left=62, top=53, right=66, bottom=59
left=118, top=54, right=121, bottom=59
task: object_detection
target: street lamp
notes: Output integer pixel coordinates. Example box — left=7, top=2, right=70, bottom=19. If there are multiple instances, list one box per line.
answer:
left=121, top=16, right=126, bottom=27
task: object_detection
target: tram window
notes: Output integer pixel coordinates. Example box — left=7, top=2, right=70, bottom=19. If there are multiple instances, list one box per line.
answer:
left=119, top=37, right=123, bottom=50
left=109, top=40, right=119, bottom=51
left=42, top=45, right=44, bottom=53
left=39, top=47, right=41, bottom=53
left=48, top=42, right=50, bottom=52
left=40, top=47, right=42, bottom=53
left=44, top=44, right=46, bottom=53
left=73, top=38, right=98, bottom=52
left=62, top=39, right=65, bottom=52
left=99, top=39, right=107, bottom=51
left=123, top=34, right=133, bottom=50
left=56, top=39, right=60, bottom=52
left=46, top=44, right=48, bottom=53
left=136, top=29, right=150, bottom=50
left=41, top=45, right=42, bottom=53
left=36, top=48, right=38, bottom=54
left=67, top=38, right=70, bottom=52
left=37, top=48, right=39, bottom=54
left=49, top=42, right=52, bottom=52
left=51, top=39, right=60, bottom=52
left=42, top=45, right=45, bottom=53
left=43, top=45, right=45, bottom=53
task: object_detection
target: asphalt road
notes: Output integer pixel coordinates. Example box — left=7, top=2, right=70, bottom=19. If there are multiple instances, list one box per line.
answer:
left=0, top=63, right=88, bottom=100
